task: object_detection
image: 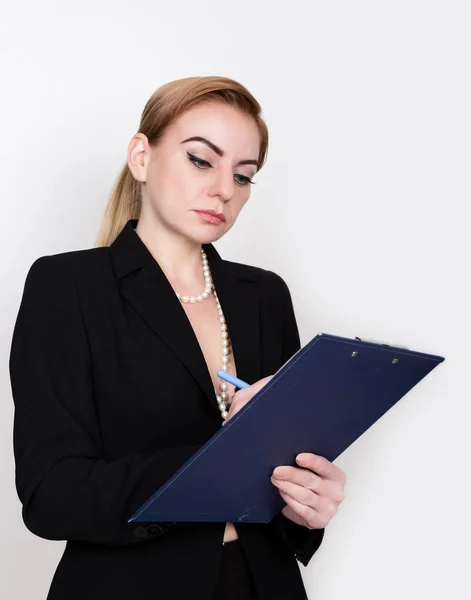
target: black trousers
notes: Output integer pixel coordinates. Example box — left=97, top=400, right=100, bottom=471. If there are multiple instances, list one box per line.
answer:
left=212, top=539, right=259, bottom=600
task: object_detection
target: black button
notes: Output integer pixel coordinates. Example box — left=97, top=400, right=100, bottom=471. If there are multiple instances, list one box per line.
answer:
left=147, top=524, right=164, bottom=535
left=132, top=525, right=148, bottom=538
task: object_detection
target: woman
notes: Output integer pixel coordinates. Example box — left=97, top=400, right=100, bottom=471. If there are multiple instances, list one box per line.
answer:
left=9, top=76, right=346, bottom=600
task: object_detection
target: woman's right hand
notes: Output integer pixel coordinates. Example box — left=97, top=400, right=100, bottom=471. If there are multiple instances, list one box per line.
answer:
left=222, top=375, right=274, bottom=425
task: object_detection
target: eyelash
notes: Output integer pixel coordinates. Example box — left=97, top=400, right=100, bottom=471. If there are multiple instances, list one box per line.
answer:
left=187, top=152, right=255, bottom=186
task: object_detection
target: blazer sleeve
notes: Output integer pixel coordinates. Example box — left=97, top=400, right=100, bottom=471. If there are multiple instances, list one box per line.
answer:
left=9, top=256, right=202, bottom=547
left=269, top=273, right=325, bottom=567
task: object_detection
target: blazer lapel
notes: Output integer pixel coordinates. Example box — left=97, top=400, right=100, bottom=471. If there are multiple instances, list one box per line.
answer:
left=109, top=219, right=261, bottom=418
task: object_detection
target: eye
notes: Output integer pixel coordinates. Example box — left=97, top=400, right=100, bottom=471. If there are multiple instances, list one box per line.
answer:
left=235, top=174, right=255, bottom=187
left=187, top=152, right=211, bottom=169
left=187, top=152, right=256, bottom=187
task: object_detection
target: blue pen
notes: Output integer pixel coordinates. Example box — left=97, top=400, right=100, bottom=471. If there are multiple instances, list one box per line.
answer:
left=217, top=370, right=250, bottom=389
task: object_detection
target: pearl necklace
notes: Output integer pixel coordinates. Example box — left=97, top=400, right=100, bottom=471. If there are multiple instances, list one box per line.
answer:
left=176, top=248, right=233, bottom=421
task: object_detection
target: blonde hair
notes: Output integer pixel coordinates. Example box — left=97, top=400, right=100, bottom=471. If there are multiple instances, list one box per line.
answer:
left=94, top=75, right=269, bottom=247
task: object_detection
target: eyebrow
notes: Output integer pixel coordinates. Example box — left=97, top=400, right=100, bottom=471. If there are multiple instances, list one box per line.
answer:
left=181, top=136, right=258, bottom=167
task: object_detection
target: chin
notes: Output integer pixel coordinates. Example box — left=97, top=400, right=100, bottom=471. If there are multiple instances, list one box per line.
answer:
left=195, top=229, right=228, bottom=246
left=184, top=221, right=233, bottom=246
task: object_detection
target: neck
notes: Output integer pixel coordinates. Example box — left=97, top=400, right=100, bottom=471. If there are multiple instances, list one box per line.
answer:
left=134, top=216, right=206, bottom=291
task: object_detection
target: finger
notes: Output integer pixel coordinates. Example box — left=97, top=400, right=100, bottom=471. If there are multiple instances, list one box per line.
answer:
left=278, top=490, right=323, bottom=529
left=272, top=466, right=323, bottom=494
left=280, top=490, right=336, bottom=528
left=296, top=453, right=344, bottom=483
left=224, top=390, right=252, bottom=422
left=235, top=375, right=272, bottom=395
left=314, top=494, right=340, bottom=520
left=224, top=375, right=274, bottom=424
left=271, top=477, right=322, bottom=508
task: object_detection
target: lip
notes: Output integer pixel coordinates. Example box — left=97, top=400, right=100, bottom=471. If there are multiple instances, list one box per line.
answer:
left=195, top=209, right=226, bottom=223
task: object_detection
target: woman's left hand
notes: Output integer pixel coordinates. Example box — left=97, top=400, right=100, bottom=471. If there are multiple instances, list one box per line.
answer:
left=271, top=453, right=346, bottom=529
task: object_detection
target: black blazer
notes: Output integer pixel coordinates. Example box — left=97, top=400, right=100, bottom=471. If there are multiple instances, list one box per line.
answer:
left=9, top=218, right=324, bottom=600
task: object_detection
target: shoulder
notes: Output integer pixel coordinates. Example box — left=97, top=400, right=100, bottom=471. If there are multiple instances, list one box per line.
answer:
left=25, top=247, right=109, bottom=281
left=222, top=258, right=292, bottom=299
left=22, top=248, right=111, bottom=306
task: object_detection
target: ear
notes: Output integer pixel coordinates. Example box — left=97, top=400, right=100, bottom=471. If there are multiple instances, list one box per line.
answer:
left=127, top=133, right=150, bottom=182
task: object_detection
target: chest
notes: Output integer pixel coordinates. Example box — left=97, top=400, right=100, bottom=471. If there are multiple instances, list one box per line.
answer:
left=83, top=264, right=286, bottom=458
left=181, top=294, right=238, bottom=401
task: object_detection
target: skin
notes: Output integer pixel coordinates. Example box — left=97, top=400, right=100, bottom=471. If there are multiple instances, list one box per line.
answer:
left=127, top=100, right=259, bottom=290
left=127, top=100, right=346, bottom=534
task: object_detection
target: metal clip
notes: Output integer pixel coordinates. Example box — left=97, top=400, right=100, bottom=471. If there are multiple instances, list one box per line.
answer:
left=355, top=336, right=409, bottom=350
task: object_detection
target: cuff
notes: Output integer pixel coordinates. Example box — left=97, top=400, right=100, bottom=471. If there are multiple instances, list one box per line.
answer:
left=272, top=512, right=325, bottom=567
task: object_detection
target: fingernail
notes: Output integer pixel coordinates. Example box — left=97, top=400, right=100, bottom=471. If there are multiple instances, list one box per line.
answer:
left=273, top=467, right=287, bottom=478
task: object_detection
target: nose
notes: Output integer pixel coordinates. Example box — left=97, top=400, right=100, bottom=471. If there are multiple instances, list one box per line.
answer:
left=207, top=168, right=235, bottom=202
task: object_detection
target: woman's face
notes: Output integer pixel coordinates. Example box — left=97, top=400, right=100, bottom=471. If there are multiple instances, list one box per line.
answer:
left=129, top=101, right=261, bottom=245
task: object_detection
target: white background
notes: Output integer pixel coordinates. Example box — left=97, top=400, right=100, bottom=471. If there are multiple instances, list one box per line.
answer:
left=1, top=1, right=469, bottom=598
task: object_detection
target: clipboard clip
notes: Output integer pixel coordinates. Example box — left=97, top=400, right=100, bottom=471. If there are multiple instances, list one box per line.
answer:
left=354, top=336, right=409, bottom=350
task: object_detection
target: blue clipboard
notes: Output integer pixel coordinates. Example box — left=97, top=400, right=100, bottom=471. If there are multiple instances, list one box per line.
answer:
left=128, top=333, right=444, bottom=524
